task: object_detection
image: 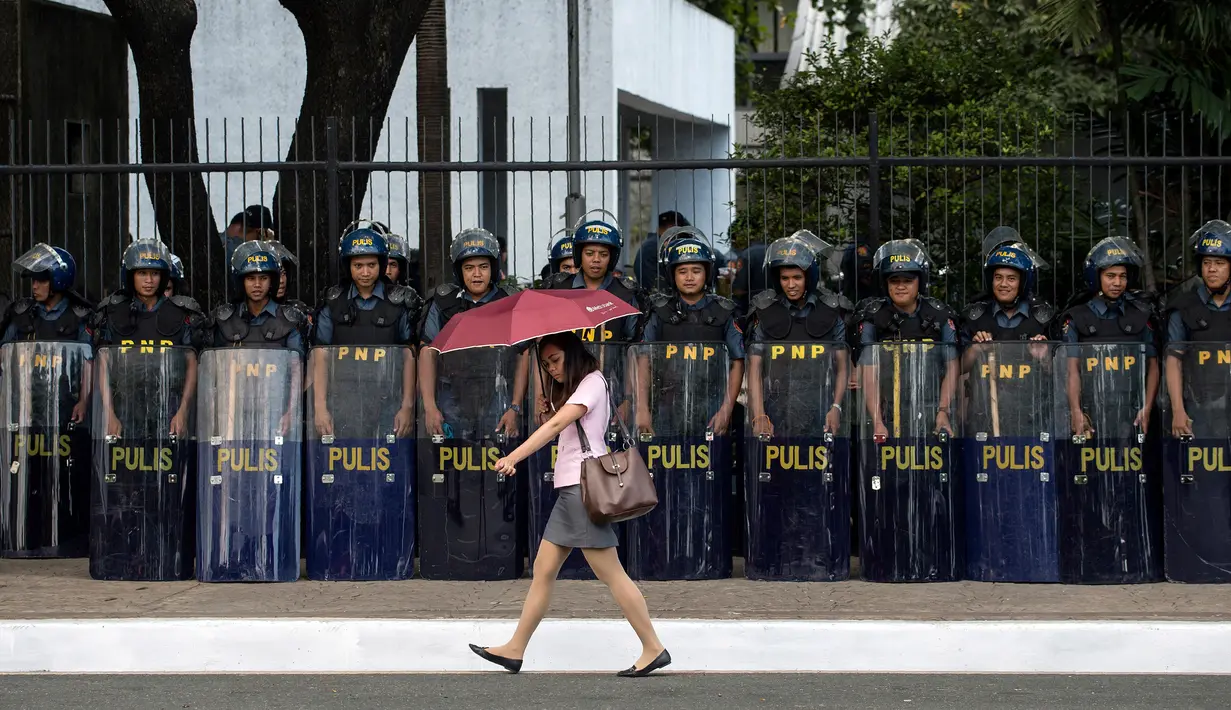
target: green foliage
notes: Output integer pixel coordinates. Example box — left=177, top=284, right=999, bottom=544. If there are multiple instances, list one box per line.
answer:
left=731, top=15, right=1093, bottom=303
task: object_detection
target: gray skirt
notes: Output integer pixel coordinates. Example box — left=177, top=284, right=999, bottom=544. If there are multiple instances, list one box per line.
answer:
left=543, top=485, right=619, bottom=549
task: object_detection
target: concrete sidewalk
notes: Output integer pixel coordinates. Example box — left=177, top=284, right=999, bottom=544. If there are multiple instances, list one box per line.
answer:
left=2, top=558, right=1227, bottom=621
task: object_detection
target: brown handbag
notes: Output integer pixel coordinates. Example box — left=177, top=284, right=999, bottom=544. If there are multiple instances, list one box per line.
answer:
left=574, top=379, right=657, bottom=524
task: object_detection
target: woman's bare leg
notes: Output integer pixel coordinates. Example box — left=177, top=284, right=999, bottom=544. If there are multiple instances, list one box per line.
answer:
left=582, top=546, right=665, bottom=668
left=484, top=540, right=571, bottom=660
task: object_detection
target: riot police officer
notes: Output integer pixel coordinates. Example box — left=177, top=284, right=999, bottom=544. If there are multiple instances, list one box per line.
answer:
left=419, top=228, right=529, bottom=440
left=90, top=239, right=204, bottom=580
left=210, top=241, right=308, bottom=357
left=1059, top=237, right=1159, bottom=438
left=853, top=239, right=959, bottom=439
left=312, top=226, right=419, bottom=437
left=1, top=244, right=93, bottom=558
left=1166, top=220, right=1231, bottom=438
left=958, top=233, right=1060, bottom=582
left=742, top=233, right=853, bottom=581
left=164, top=253, right=185, bottom=298
left=960, top=236, right=1054, bottom=345
left=624, top=228, right=742, bottom=580
left=538, top=230, right=577, bottom=281
left=540, top=213, right=643, bottom=341
left=1160, top=221, right=1231, bottom=582
left=386, top=232, right=412, bottom=286
left=95, top=239, right=206, bottom=439
left=638, top=229, right=745, bottom=434
left=1056, top=236, right=1161, bottom=584
left=4, top=243, right=93, bottom=423
left=266, top=240, right=311, bottom=317
left=745, top=233, right=850, bottom=438
left=851, top=238, right=962, bottom=582
left=5, top=244, right=93, bottom=348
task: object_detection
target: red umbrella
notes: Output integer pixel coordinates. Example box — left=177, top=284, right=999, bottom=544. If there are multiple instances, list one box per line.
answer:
left=426, top=288, right=641, bottom=353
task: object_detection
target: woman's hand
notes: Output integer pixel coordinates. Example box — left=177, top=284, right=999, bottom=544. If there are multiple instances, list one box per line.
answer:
left=493, top=456, right=518, bottom=476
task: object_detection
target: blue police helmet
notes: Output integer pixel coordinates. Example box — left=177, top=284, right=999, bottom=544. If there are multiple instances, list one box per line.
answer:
left=549, top=232, right=574, bottom=265
left=169, top=253, right=184, bottom=280
left=14, top=243, right=76, bottom=293
left=450, top=228, right=500, bottom=264
left=120, top=238, right=173, bottom=288
left=872, top=238, right=932, bottom=292
left=1082, top=236, right=1143, bottom=292
left=386, top=233, right=411, bottom=266
left=1191, top=220, right=1231, bottom=259
left=983, top=244, right=1038, bottom=299
left=339, top=227, right=389, bottom=259
left=764, top=236, right=820, bottom=293
left=571, top=212, right=623, bottom=272
left=231, top=240, right=282, bottom=277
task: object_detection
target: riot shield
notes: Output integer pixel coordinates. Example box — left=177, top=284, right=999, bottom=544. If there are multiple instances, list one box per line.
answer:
left=526, top=342, right=630, bottom=579
left=0, top=342, right=92, bottom=557
left=417, top=346, right=525, bottom=580
left=961, top=341, right=1059, bottom=582
left=196, top=348, right=302, bottom=582
left=627, top=342, right=732, bottom=580
left=306, top=346, right=415, bottom=581
left=1055, top=342, right=1162, bottom=583
left=744, top=341, right=851, bottom=581
left=855, top=341, right=962, bottom=582
left=1161, top=341, right=1231, bottom=582
left=89, top=345, right=196, bottom=581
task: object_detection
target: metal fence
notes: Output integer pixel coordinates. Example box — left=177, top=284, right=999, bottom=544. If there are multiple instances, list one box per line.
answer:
left=3, top=111, right=1230, bottom=311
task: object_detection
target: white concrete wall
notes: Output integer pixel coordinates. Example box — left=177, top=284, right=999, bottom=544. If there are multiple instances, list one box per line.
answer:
left=51, top=0, right=734, bottom=280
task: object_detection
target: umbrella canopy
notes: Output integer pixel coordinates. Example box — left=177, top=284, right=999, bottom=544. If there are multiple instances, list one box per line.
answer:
left=426, top=288, right=641, bottom=354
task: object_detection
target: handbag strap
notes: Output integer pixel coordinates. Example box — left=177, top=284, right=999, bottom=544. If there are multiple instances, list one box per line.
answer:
left=572, top=373, right=633, bottom=454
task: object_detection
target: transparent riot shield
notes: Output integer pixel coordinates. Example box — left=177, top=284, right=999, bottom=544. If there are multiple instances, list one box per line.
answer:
left=90, top=345, right=196, bottom=581
left=962, top=341, right=1058, bottom=582
left=526, top=341, right=630, bottom=579
left=855, top=341, right=962, bottom=582
left=1161, top=341, right=1231, bottom=582
left=306, top=346, right=415, bottom=581
left=417, top=345, right=526, bottom=580
left=1055, top=342, right=1162, bottom=583
left=196, top=348, right=302, bottom=582
left=0, top=342, right=92, bottom=557
left=744, top=341, right=850, bottom=581
left=627, top=342, right=732, bottom=580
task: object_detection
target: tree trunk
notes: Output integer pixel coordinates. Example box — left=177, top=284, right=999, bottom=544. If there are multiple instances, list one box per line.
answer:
left=101, top=0, right=221, bottom=305
left=274, top=0, right=432, bottom=296
left=416, top=0, right=452, bottom=292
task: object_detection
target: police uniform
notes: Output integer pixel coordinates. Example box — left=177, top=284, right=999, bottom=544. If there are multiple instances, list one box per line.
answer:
left=643, top=293, right=744, bottom=357
left=211, top=300, right=307, bottom=356
left=856, top=298, right=959, bottom=361
left=748, top=290, right=847, bottom=344
left=960, top=299, right=1054, bottom=343
left=314, top=282, right=416, bottom=346
left=3, top=298, right=92, bottom=347
left=1165, top=283, right=1231, bottom=438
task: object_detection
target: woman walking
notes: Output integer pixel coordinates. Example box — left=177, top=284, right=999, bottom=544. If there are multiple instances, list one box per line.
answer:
left=469, top=332, right=670, bottom=677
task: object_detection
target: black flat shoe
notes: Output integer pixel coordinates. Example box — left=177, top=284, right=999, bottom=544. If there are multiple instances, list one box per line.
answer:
left=469, top=644, right=522, bottom=673
left=617, top=649, right=671, bottom=677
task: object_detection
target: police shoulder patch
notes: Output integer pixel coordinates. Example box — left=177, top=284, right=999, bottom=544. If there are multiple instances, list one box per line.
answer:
left=750, top=289, right=777, bottom=312
left=213, top=303, right=235, bottom=322
left=1032, top=300, right=1055, bottom=324
left=11, top=297, right=33, bottom=315
left=961, top=301, right=987, bottom=322
left=282, top=303, right=305, bottom=325
left=170, top=295, right=203, bottom=314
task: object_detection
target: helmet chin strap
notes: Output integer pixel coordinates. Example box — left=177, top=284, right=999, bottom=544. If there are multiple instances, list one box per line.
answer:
left=1210, top=279, right=1231, bottom=296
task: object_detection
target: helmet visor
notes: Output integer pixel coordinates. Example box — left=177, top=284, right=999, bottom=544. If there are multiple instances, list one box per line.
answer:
left=14, top=244, right=68, bottom=276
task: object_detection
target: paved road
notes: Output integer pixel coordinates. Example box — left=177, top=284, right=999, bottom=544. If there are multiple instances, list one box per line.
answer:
left=4, top=558, right=1229, bottom=621
left=3, top=674, right=1230, bottom=710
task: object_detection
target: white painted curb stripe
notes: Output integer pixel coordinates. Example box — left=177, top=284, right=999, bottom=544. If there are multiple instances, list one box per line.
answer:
left=3, top=619, right=1230, bottom=674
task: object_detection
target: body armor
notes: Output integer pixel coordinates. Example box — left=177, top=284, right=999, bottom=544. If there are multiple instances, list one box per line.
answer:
left=961, top=298, right=1054, bottom=341
left=10, top=298, right=90, bottom=341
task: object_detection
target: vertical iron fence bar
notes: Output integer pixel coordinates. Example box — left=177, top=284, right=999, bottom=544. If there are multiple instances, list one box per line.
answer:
left=868, top=111, right=880, bottom=247
left=326, top=116, right=340, bottom=285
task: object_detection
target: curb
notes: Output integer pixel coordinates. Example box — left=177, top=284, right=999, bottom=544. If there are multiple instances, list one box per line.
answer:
left=4, top=618, right=1231, bottom=674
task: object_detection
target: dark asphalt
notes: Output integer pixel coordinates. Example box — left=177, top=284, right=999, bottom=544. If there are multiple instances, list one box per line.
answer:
left=2, top=674, right=1230, bottom=710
